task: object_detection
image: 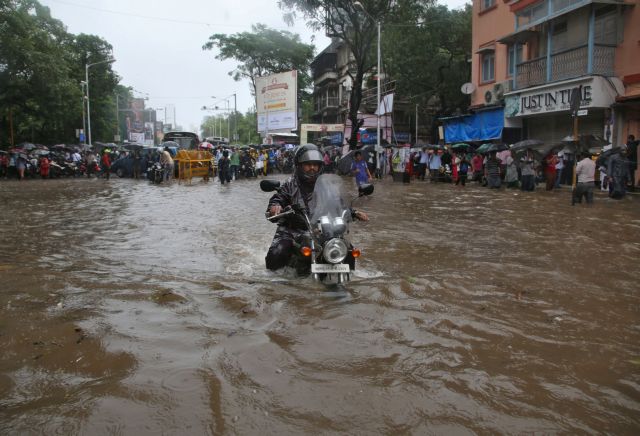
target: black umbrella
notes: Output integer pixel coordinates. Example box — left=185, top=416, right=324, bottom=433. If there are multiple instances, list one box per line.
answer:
left=487, top=143, right=509, bottom=153
left=510, top=139, right=544, bottom=153
left=599, top=146, right=623, bottom=159
left=19, top=142, right=36, bottom=151
left=450, top=143, right=471, bottom=151
left=561, top=134, right=608, bottom=152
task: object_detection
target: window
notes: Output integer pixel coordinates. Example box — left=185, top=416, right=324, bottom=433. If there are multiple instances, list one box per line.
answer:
left=481, top=0, right=496, bottom=10
left=507, top=44, right=524, bottom=77
left=516, top=1, right=548, bottom=28
left=551, top=21, right=568, bottom=53
left=594, top=9, right=617, bottom=45
left=481, top=52, right=495, bottom=83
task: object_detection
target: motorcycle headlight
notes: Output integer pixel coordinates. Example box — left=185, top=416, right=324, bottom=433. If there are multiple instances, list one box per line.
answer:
left=323, top=238, right=348, bottom=264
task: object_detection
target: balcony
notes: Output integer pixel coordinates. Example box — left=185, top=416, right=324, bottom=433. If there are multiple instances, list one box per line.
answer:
left=314, top=96, right=340, bottom=113
left=515, top=43, right=615, bottom=89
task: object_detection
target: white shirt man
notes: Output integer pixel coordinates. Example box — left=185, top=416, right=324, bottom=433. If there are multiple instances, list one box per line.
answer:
left=574, top=155, right=596, bottom=204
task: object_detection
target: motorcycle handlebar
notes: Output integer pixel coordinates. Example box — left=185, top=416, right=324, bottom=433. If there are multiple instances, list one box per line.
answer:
left=266, top=209, right=295, bottom=221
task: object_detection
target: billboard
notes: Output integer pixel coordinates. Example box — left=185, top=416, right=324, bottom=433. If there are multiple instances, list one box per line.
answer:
left=256, top=70, right=298, bottom=132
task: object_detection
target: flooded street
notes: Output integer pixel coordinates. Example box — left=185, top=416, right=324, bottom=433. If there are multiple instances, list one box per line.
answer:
left=1, top=175, right=639, bottom=434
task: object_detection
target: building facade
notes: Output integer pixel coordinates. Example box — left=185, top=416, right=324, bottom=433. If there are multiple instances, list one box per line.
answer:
left=310, top=38, right=416, bottom=146
left=466, top=0, right=639, bottom=146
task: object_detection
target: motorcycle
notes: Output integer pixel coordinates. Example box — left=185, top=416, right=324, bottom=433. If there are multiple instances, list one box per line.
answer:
left=149, top=161, right=164, bottom=184
left=240, top=161, right=257, bottom=178
left=261, top=174, right=373, bottom=284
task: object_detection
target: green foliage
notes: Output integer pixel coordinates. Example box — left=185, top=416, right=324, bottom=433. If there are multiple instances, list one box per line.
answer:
left=279, top=0, right=399, bottom=148
left=0, top=0, right=119, bottom=146
left=279, top=0, right=470, bottom=143
left=200, top=109, right=259, bottom=144
left=203, top=24, right=315, bottom=98
left=384, top=3, right=472, bottom=115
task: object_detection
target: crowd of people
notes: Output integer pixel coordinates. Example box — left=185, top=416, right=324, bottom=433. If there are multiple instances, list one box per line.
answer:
left=3, top=136, right=637, bottom=205
left=392, top=135, right=638, bottom=202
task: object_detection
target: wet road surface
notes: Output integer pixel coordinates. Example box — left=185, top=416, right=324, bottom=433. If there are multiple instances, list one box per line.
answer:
left=1, top=175, right=639, bottom=434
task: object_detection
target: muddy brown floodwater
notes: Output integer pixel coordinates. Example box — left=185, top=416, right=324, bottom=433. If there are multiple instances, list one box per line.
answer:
left=1, top=175, right=639, bottom=435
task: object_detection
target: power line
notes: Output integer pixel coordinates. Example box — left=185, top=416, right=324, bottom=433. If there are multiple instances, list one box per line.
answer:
left=47, top=0, right=311, bottom=32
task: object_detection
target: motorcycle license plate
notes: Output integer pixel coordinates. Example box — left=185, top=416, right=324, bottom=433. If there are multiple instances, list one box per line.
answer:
left=311, top=264, right=350, bottom=274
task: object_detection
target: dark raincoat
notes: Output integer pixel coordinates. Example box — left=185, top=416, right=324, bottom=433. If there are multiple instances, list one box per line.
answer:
left=265, top=175, right=314, bottom=271
left=607, top=152, right=630, bottom=199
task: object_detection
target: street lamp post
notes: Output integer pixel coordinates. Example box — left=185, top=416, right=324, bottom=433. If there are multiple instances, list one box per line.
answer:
left=232, top=93, right=237, bottom=142
left=81, top=81, right=87, bottom=144
left=85, top=58, right=115, bottom=146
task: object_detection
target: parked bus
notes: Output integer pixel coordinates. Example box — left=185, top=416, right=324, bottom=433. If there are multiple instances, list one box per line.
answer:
left=205, top=136, right=229, bottom=147
left=162, top=131, right=200, bottom=149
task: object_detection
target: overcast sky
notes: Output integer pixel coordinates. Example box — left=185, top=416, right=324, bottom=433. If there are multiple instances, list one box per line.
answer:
left=40, top=0, right=469, bottom=132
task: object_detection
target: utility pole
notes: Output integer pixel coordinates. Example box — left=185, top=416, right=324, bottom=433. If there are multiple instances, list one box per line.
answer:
left=415, top=104, right=418, bottom=147
left=85, top=57, right=115, bottom=146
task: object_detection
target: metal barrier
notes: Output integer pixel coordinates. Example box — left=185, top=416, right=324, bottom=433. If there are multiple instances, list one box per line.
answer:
left=176, top=150, right=213, bottom=184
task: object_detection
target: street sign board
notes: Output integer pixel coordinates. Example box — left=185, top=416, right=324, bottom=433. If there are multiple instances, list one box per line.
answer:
left=577, top=109, right=588, bottom=116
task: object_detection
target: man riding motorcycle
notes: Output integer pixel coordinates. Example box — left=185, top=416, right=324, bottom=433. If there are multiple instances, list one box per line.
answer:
left=265, top=144, right=368, bottom=271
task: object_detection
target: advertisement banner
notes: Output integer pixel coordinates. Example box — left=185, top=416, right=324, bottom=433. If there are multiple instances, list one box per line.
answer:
left=144, top=122, right=154, bottom=145
left=256, top=70, right=298, bottom=132
left=129, top=132, right=145, bottom=143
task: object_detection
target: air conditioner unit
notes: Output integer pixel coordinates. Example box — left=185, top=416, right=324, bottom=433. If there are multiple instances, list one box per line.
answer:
left=493, top=81, right=513, bottom=100
left=484, top=89, right=499, bottom=105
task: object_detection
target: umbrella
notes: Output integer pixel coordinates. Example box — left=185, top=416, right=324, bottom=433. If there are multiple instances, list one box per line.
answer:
left=561, top=134, right=608, bottom=152
left=239, top=145, right=251, bottom=150
left=486, top=143, right=509, bottom=153
left=124, top=143, right=144, bottom=151
left=599, top=146, right=623, bottom=159
left=450, top=143, right=471, bottom=151
left=162, top=141, right=180, bottom=148
left=19, top=142, right=36, bottom=151
left=474, top=143, right=492, bottom=154
left=31, top=149, right=50, bottom=157
left=430, top=144, right=445, bottom=150
left=510, top=139, right=544, bottom=153
left=199, top=142, right=214, bottom=149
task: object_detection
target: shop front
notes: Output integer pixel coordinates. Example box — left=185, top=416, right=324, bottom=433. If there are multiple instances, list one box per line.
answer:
left=504, top=75, right=624, bottom=145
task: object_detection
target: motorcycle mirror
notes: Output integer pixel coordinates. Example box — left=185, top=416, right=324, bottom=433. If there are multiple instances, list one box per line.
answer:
left=260, top=179, right=281, bottom=192
left=358, top=183, right=374, bottom=197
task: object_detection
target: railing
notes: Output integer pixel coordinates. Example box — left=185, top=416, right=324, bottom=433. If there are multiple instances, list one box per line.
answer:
left=592, top=44, right=616, bottom=76
left=315, top=96, right=340, bottom=112
left=515, top=44, right=615, bottom=90
left=551, top=45, right=588, bottom=81
left=516, top=56, right=547, bottom=89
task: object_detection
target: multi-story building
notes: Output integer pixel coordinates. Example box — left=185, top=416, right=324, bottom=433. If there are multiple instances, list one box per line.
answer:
left=309, top=38, right=416, bottom=146
left=449, top=0, right=639, bottom=146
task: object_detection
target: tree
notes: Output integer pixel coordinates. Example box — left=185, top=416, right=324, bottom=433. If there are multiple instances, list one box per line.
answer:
left=203, top=24, right=315, bottom=99
left=200, top=109, right=258, bottom=144
left=383, top=4, right=472, bottom=140
left=0, top=0, right=119, bottom=145
left=72, top=33, right=119, bottom=143
left=278, top=0, right=401, bottom=149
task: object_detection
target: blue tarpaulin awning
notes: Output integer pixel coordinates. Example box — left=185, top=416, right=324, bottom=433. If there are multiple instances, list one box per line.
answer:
left=443, top=108, right=504, bottom=143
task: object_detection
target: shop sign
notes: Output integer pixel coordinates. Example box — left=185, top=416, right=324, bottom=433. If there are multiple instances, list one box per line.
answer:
left=505, top=77, right=620, bottom=117
left=394, top=132, right=411, bottom=142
